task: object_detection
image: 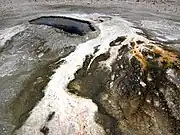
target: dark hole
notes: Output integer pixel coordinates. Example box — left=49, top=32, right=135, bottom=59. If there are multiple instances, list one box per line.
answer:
left=40, top=126, right=49, bottom=135
left=136, top=40, right=144, bottom=44
left=29, top=16, right=96, bottom=36
left=47, top=112, right=55, bottom=122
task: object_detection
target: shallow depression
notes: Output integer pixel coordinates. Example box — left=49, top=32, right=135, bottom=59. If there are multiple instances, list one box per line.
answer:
left=29, top=16, right=96, bottom=36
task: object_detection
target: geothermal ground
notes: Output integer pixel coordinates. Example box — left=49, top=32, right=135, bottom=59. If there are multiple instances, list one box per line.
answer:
left=0, top=0, right=180, bottom=135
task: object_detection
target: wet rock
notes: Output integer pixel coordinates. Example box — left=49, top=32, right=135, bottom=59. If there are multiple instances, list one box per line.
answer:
left=68, top=36, right=180, bottom=135
left=29, top=16, right=96, bottom=36
left=9, top=60, right=58, bottom=131
left=109, top=36, right=126, bottom=47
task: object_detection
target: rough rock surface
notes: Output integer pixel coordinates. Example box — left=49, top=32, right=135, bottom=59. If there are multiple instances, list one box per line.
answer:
left=0, top=15, right=98, bottom=135
left=68, top=35, right=180, bottom=135
left=0, top=0, right=180, bottom=135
